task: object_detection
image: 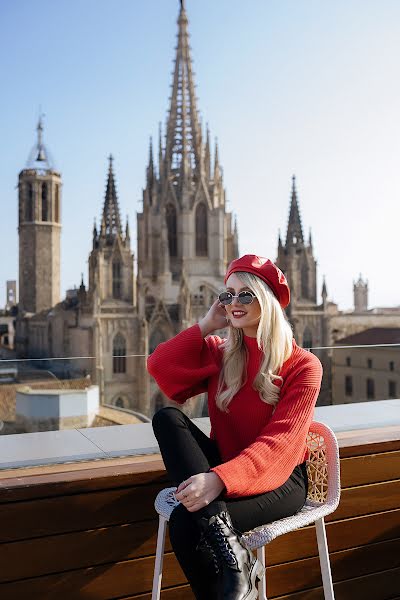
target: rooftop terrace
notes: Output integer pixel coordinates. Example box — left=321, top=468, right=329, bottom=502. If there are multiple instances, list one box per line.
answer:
left=0, top=400, right=399, bottom=599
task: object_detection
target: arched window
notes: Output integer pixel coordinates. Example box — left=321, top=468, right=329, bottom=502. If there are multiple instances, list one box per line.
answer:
left=301, top=264, right=309, bottom=299
left=113, top=333, right=126, bottom=373
left=27, top=183, right=34, bottom=221
left=166, top=203, right=177, bottom=257
left=55, top=184, right=60, bottom=223
left=303, top=327, right=313, bottom=349
left=195, top=203, right=208, bottom=256
left=115, top=397, right=125, bottom=408
left=149, top=328, right=165, bottom=354
left=41, top=183, right=48, bottom=221
left=112, top=261, right=122, bottom=299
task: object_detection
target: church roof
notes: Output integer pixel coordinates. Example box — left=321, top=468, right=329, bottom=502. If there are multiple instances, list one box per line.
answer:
left=26, top=116, right=56, bottom=173
left=335, top=327, right=400, bottom=345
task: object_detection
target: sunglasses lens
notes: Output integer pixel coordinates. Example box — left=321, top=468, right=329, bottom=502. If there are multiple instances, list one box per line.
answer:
left=238, top=291, right=254, bottom=304
left=218, top=292, right=233, bottom=305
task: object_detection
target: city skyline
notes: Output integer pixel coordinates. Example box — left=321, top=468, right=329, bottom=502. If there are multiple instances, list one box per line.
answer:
left=1, top=0, right=399, bottom=311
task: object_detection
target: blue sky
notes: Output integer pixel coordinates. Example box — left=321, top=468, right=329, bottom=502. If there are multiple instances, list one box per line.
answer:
left=1, top=0, right=399, bottom=310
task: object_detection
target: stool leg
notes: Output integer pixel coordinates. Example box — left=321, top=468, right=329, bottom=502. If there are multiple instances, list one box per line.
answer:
left=315, top=517, right=335, bottom=600
left=151, top=516, right=168, bottom=600
left=256, top=545, right=268, bottom=600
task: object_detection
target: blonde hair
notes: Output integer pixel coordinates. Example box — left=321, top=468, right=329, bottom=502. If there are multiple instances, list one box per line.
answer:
left=215, top=272, right=293, bottom=412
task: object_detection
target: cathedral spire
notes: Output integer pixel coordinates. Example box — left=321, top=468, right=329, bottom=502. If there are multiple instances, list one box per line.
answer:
left=285, top=175, right=304, bottom=247
left=164, top=0, right=202, bottom=178
left=214, top=138, right=221, bottom=180
left=93, top=218, right=98, bottom=248
left=158, top=122, right=163, bottom=177
left=233, top=214, right=239, bottom=257
left=100, top=154, right=122, bottom=239
left=147, top=137, right=155, bottom=181
left=322, top=275, right=328, bottom=303
left=125, top=215, right=131, bottom=248
left=204, top=124, right=211, bottom=178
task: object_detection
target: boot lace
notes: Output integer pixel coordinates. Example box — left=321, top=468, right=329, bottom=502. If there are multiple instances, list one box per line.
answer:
left=197, top=517, right=239, bottom=572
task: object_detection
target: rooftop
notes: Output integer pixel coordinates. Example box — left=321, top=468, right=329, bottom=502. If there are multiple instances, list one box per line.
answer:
left=336, top=327, right=400, bottom=345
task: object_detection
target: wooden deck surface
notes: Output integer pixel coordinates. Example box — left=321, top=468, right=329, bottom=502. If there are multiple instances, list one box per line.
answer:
left=0, top=426, right=399, bottom=599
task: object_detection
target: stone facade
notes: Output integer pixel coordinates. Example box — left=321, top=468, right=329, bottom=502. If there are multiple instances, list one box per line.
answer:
left=15, top=3, right=236, bottom=418
left=137, top=3, right=237, bottom=412
left=276, top=176, right=400, bottom=405
left=332, top=329, right=400, bottom=404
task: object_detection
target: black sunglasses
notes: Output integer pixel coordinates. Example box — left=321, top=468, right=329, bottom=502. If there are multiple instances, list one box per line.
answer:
left=218, top=291, right=256, bottom=305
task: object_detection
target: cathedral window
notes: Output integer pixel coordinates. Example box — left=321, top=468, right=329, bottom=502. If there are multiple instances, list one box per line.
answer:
left=112, top=261, right=122, bottom=299
left=301, top=264, right=309, bottom=298
left=55, top=185, right=60, bottom=223
left=41, top=183, right=48, bottom=221
left=27, top=183, right=34, bottom=221
left=303, top=327, right=313, bottom=349
left=113, top=333, right=126, bottom=374
left=195, top=202, right=208, bottom=256
left=166, top=203, right=177, bottom=257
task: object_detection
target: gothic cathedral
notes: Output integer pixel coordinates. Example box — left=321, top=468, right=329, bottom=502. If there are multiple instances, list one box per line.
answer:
left=16, top=1, right=237, bottom=416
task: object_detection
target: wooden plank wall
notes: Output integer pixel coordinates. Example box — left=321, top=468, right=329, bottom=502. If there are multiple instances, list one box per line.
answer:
left=0, top=432, right=399, bottom=600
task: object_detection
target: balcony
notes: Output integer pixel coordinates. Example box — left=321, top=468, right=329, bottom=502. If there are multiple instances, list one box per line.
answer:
left=0, top=401, right=399, bottom=599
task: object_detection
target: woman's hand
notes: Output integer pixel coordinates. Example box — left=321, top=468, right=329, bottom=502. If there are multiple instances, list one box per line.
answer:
left=199, top=299, right=228, bottom=337
left=175, top=472, right=225, bottom=512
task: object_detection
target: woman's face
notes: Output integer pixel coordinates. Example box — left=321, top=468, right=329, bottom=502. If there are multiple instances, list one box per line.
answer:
left=224, top=273, right=261, bottom=337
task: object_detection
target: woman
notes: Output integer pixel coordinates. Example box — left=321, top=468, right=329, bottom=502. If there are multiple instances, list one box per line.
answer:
left=148, top=255, right=323, bottom=600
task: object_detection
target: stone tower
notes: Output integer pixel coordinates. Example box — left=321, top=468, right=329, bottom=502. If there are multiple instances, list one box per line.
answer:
left=89, top=155, right=134, bottom=305
left=276, top=176, right=331, bottom=404
left=137, top=0, right=238, bottom=412
left=276, top=176, right=317, bottom=319
left=353, top=274, right=368, bottom=313
left=88, top=156, right=148, bottom=411
left=18, top=117, right=61, bottom=314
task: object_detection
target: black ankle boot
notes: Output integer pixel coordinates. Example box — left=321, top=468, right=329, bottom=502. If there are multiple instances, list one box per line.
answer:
left=198, top=511, right=263, bottom=600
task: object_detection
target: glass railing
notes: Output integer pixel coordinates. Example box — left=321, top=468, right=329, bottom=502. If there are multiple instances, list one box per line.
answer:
left=308, top=341, right=399, bottom=407
left=0, top=343, right=398, bottom=437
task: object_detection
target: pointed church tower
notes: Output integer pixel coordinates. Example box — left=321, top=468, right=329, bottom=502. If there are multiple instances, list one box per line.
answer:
left=18, top=116, right=62, bottom=313
left=137, top=0, right=237, bottom=329
left=276, top=176, right=317, bottom=314
left=89, top=155, right=133, bottom=304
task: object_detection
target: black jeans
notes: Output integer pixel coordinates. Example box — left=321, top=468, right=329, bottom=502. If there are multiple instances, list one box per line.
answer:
left=152, top=406, right=308, bottom=600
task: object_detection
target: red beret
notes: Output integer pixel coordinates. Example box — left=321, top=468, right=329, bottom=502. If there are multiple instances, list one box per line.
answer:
left=225, top=255, right=290, bottom=308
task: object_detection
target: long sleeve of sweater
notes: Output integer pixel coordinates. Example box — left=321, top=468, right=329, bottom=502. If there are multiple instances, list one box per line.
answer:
left=147, top=324, right=222, bottom=404
left=211, top=352, right=323, bottom=497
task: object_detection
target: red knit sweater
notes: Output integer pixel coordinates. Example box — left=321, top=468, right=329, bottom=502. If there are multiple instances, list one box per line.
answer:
left=147, top=324, right=323, bottom=498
